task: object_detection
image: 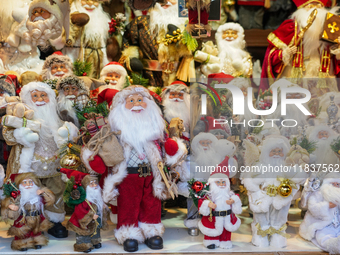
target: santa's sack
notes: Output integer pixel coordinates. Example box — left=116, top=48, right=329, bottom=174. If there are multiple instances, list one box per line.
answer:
left=86, top=124, right=124, bottom=167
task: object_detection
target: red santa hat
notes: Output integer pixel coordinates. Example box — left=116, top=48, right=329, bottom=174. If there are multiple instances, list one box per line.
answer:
left=208, top=73, right=234, bottom=86
left=208, top=163, right=231, bottom=182
left=42, top=51, right=73, bottom=71
left=100, top=62, right=127, bottom=80
left=293, top=0, right=328, bottom=8
left=60, top=168, right=97, bottom=188
left=97, top=88, right=119, bottom=107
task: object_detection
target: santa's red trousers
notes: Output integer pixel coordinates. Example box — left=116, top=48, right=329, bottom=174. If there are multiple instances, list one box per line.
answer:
left=116, top=173, right=161, bottom=229
left=189, top=8, right=209, bottom=25
left=204, top=229, right=232, bottom=242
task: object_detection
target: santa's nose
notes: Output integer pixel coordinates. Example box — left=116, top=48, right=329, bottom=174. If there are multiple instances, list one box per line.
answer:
left=38, top=97, right=44, bottom=101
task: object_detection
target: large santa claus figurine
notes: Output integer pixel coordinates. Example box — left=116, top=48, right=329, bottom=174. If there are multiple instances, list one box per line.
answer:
left=260, top=0, right=340, bottom=97
left=64, top=0, right=111, bottom=78
left=241, top=135, right=308, bottom=248
left=198, top=169, right=242, bottom=249
left=214, top=22, right=253, bottom=77
left=120, top=0, right=192, bottom=87
left=3, top=82, right=79, bottom=238
left=300, top=172, right=340, bottom=253
left=98, top=62, right=128, bottom=93
left=41, top=51, right=73, bottom=80
left=81, top=85, right=186, bottom=252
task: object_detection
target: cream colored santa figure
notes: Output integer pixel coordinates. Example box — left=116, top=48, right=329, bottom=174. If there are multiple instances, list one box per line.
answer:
left=300, top=172, right=340, bottom=254
left=64, top=0, right=110, bottom=78
left=260, top=0, right=340, bottom=97
left=198, top=168, right=242, bottom=249
left=81, top=85, right=187, bottom=252
left=56, top=74, right=89, bottom=127
left=3, top=81, right=79, bottom=239
left=41, top=51, right=73, bottom=80
left=98, top=62, right=128, bottom=93
left=213, top=22, right=252, bottom=77
left=241, top=135, right=308, bottom=248
left=308, top=124, right=339, bottom=165
left=120, top=0, right=192, bottom=87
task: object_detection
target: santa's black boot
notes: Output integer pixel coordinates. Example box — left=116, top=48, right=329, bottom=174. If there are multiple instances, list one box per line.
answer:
left=123, top=239, right=138, bottom=252
left=48, top=222, right=68, bottom=238
left=145, top=236, right=163, bottom=250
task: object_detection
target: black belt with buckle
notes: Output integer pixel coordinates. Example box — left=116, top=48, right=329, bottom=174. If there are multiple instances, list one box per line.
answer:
left=127, top=163, right=152, bottom=177
left=212, top=209, right=232, bottom=217
left=21, top=210, right=41, bottom=217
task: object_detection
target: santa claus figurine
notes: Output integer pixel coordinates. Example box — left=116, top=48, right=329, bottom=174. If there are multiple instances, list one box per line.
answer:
left=214, top=23, right=253, bottom=77
left=241, top=135, right=308, bottom=248
left=64, top=0, right=111, bottom=78
left=60, top=168, right=108, bottom=253
left=120, top=0, right=192, bottom=87
left=41, top=51, right=73, bottom=81
left=98, top=62, right=128, bottom=93
left=300, top=172, right=340, bottom=253
left=3, top=82, right=79, bottom=238
left=1, top=173, right=55, bottom=251
left=82, top=85, right=186, bottom=252
left=56, top=74, right=90, bottom=127
left=260, top=0, right=340, bottom=97
left=198, top=169, right=242, bottom=249
left=308, top=124, right=339, bottom=165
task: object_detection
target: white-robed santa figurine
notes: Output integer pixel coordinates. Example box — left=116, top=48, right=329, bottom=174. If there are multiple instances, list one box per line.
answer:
left=98, top=62, right=128, bottom=93
left=300, top=172, right=340, bottom=254
left=308, top=124, right=339, bottom=165
left=41, top=51, right=73, bottom=80
left=3, top=81, right=79, bottom=238
left=56, top=74, right=89, bottom=127
left=198, top=168, right=242, bottom=249
left=81, top=85, right=186, bottom=252
left=241, top=135, right=308, bottom=248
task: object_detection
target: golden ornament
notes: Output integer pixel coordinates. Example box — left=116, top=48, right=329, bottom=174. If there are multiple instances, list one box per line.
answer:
left=278, top=180, right=292, bottom=197
left=60, top=153, right=81, bottom=169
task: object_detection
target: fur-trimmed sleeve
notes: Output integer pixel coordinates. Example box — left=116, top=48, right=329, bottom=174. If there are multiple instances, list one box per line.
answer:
left=198, top=199, right=211, bottom=216
left=41, top=187, right=55, bottom=207
left=230, top=194, right=243, bottom=215
left=2, top=126, right=18, bottom=146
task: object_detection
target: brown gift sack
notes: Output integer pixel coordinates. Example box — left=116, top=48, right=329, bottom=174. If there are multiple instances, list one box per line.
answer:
left=86, top=125, right=124, bottom=167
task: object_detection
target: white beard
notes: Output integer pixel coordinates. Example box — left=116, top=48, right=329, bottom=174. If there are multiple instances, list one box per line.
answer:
left=292, top=7, right=329, bottom=57
left=99, top=77, right=125, bottom=92
left=42, top=69, right=69, bottom=80
left=206, top=181, right=231, bottom=211
left=19, top=183, right=42, bottom=212
left=109, top=97, right=165, bottom=156
left=311, top=137, right=338, bottom=165
left=24, top=14, right=62, bottom=48
left=71, top=1, right=110, bottom=45
left=57, top=93, right=79, bottom=127
left=261, top=156, right=285, bottom=167
left=217, top=37, right=247, bottom=63
left=192, top=145, right=222, bottom=166
left=149, top=3, right=184, bottom=38
left=321, top=183, right=340, bottom=205
left=25, top=99, right=63, bottom=142
left=86, top=186, right=104, bottom=218
left=162, top=93, right=190, bottom=131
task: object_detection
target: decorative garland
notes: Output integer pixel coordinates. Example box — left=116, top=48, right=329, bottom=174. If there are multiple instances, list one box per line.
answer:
left=63, top=176, right=86, bottom=208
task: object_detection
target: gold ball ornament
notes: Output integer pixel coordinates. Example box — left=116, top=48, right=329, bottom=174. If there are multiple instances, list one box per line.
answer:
left=60, top=153, right=81, bottom=170
left=157, top=40, right=161, bottom=44
left=338, top=150, right=340, bottom=154
left=177, top=29, right=181, bottom=33
left=166, top=34, right=170, bottom=38
left=173, top=31, right=177, bottom=35
left=173, top=39, right=178, bottom=43
left=278, top=181, right=292, bottom=197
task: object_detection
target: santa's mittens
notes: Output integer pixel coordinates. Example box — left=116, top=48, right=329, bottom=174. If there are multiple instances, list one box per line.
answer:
left=89, top=154, right=107, bottom=174
left=164, top=138, right=179, bottom=156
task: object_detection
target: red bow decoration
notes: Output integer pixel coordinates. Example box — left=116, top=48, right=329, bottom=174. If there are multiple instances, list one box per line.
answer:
left=108, top=18, right=117, bottom=35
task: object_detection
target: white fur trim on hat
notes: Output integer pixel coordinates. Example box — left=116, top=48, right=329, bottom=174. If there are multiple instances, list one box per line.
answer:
left=29, top=0, right=63, bottom=25
left=100, top=63, right=127, bottom=80
left=20, top=82, right=56, bottom=104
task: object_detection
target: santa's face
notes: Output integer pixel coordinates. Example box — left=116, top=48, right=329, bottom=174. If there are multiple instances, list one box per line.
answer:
left=215, top=179, right=227, bottom=188
left=304, top=2, right=323, bottom=10
left=287, top=93, right=303, bottom=99
left=31, top=7, right=51, bottom=22
left=125, top=94, right=147, bottom=113
left=80, top=0, right=100, bottom=12
left=89, top=179, right=98, bottom=188
left=269, top=147, right=284, bottom=158
left=332, top=182, right=340, bottom=188
left=63, top=85, right=79, bottom=98
left=169, top=90, right=184, bottom=101
left=318, top=130, right=329, bottom=140
left=222, top=29, right=238, bottom=41
left=51, top=63, right=69, bottom=78
left=199, top=139, right=212, bottom=150
left=161, top=0, right=177, bottom=9
left=105, top=72, right=121, bottom=85
left=21, top=178, right=34, bottom=189
left=31, top=90, right=50, bottom=106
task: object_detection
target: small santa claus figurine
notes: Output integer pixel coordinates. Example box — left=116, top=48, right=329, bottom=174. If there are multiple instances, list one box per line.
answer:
left=1, top=173, right=55, bottom=251
left=60, top=168, right=108, bottom=253
left=198, top=169, right=242, bottom=249
left=300, top=172, right=340, bottom=253
left=214, top=23, right=253, bottom=77
left=0, top=75, right=17, bottom=106
left=81, top=85, right=186, bottom=252
left=41, top=51, right=73, bottom=80
left=99, top=62, right=128, bottom=92
left=308, top=124, right=339, bottom=165
left=56, top=75, right=89, bottom=127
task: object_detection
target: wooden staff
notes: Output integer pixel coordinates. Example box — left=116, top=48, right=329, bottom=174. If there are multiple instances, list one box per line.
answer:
left=157, top=161, right=175, bottom=200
